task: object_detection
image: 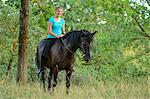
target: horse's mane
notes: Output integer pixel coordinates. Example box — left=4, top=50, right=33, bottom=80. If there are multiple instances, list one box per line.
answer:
left=63, top=30, right=93, bottom=44
left=63, top=30, right=81, bottom=44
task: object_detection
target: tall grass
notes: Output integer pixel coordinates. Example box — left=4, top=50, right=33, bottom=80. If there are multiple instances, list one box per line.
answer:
left=0, top=78, right=148, bottom=99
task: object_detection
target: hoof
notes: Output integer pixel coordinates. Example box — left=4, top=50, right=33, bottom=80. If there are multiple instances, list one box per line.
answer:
left=66, top=89, right=69, bottom=95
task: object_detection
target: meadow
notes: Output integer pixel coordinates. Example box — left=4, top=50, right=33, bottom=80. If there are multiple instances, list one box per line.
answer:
left=0, top=77, right=149, bottom=99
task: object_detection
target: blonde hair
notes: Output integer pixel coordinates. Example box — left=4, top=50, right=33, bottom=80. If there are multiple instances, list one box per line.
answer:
left=55, top=7, right=64, bottom=11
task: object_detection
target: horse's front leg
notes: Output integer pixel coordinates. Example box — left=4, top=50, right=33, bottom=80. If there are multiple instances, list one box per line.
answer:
left=66, top=66, right=73, bottom=94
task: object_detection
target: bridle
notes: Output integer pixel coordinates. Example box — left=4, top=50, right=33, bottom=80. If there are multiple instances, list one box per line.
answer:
left=60, top=37, right=86, bottom=57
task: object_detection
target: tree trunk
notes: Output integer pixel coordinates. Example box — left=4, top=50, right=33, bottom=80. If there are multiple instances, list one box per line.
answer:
left=17, top=0, right=29, bottom=85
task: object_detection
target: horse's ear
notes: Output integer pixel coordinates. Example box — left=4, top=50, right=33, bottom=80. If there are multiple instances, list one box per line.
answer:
left=81, top=30, right=85, bottom=34
left=81, top=30, right=87, bottom=36
left=92, top=31, right=97, bottom=36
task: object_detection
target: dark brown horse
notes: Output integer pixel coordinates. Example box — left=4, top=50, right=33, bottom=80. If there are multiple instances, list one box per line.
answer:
left=36, top=30, right=96, bottom=94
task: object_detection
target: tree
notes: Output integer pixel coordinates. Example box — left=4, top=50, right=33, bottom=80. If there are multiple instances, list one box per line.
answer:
left=17, top=0, right=29, bottom=84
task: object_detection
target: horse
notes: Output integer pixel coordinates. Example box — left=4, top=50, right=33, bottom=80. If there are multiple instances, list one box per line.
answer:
left=36, top=30, right=96, bottom=94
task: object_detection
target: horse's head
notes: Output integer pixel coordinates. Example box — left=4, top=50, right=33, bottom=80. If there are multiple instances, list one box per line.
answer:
left=79, top=30, right=97, bottom=62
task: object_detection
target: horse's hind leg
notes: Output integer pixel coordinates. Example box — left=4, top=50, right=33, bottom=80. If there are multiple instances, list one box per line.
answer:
left=48, top=70, right=52, bottom=92
left=41, top=69, right=46, bottom=91
left=66, top=66, right=73, bottom=94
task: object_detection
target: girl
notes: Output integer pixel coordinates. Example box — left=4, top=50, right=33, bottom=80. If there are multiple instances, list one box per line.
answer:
left=48, top=7, right=65, bottom=38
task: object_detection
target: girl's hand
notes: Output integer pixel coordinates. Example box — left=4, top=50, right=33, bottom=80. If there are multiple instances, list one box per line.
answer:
left=60, top=34, right=64, bottom=37
left=57, top=34, right=64, bottom=38
left=56, top=36, right=61, bottom=38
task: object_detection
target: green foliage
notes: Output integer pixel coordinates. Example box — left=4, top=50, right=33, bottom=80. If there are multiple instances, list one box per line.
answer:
left=0, top=0, right=149, bottom=83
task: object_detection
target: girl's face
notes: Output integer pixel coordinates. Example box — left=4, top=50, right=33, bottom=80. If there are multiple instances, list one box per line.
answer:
left=55, top=8, right=63, bottom=17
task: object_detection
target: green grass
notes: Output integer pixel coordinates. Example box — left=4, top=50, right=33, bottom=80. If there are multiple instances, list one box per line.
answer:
left=0, top=80, right=149, bottom=99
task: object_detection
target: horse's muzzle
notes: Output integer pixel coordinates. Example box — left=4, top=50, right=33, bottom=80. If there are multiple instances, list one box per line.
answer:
left=83, top=54, right=91, bottom=62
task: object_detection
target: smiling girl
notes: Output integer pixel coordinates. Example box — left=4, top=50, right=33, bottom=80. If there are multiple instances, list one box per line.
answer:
left=48, top=7, right=65, bottom=38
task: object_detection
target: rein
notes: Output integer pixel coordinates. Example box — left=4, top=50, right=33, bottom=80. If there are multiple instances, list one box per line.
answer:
left=60, top=37, right=83, bottom=58
left=60, top=37, right=74, bottom=55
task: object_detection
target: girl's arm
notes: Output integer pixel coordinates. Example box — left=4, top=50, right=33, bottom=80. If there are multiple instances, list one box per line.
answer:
left=62, top=24, right=65, bottom=34
left=48, top=22, right=60, bottom=38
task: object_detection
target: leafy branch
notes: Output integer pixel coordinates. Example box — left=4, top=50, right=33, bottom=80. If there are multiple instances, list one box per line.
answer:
left=37, top=1, right=48, bottom=22
left=132, top=16, right=150, bottom=39
left=146, top=0, right=150, bottom=6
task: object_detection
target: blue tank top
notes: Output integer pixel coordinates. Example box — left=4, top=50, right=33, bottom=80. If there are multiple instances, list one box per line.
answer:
left=47, top=16, right=65, bottom=38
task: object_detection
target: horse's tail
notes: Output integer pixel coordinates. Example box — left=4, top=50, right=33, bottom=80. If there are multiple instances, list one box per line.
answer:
left=35, top=46, right=41, bottom=75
